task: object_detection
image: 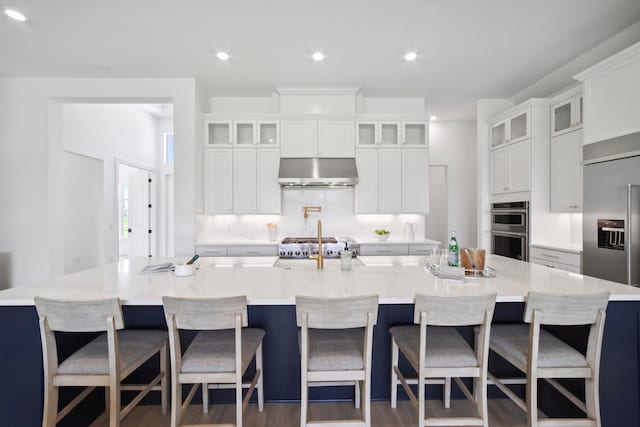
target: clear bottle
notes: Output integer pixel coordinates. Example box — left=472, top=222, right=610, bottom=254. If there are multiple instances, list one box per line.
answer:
left=448, top=231, right=459, bottom=267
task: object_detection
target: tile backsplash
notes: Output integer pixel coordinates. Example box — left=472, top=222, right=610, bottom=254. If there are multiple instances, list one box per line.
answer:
left=197, top=188, right=429, bottom=243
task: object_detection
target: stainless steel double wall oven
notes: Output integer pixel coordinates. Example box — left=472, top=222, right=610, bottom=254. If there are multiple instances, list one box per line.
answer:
left=490, top=201, right=529, bottom=261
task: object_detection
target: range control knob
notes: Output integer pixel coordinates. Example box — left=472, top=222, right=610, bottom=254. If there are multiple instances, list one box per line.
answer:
left=279, top=251, right=286, bottom=256
left=302, top=251, right=308, bottom=256
left=287, top=251, right=293, bottom=256
left=295, top=251, right=301, bottom=256
left=327, top=250, right=333, bottom=255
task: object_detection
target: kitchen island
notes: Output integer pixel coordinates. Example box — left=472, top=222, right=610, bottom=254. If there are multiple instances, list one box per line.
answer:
left=1, top=255, right=639, bottom=426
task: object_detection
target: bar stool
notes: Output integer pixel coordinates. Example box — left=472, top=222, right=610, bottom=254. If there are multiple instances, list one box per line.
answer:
left=487, top=291, right=610, bottom=427
left=162, top=295, right=264, bottom=427
left=34, top=297, right=168, bottom=427
left=390, top=293, right=496, bottom=427
left=296, top=294, right=379, bottom=427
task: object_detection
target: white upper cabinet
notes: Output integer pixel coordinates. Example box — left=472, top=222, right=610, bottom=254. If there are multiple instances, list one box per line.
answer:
left=233, top=149, right=258, bottom=213
left=356, top=120, right=428, bottom=148
left=378, top=149, right=402, bottom=212
left=280, top=120, right=318, bottom=157
left=256, top=149, right=281, bottom=214
left=317, top=120, right=355, bottom=157
left=402, top=148, right=429, bottom=213
left=490, top=111, right=530, bottom=148
left=281, top=119, right=355, bottom=157
left=551, top=92, right=583, bottom=137
left=379, top=122, right=401, bottom=146
left=206, top=120, right=233, bottom=147
left=574, top=42, right=640, bottom=144
left=490, top=140, right=530, bottom=194
left=356, top=121, right=377, bottom=146
left=551, top=130, right=582, bottom=212
left=204, top=149, right=233, bottom=214
left=355, top=149, right=379, bottom=213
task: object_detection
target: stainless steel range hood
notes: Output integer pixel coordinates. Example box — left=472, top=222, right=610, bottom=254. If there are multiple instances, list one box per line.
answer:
left=278, top=158, right=359, bottom=187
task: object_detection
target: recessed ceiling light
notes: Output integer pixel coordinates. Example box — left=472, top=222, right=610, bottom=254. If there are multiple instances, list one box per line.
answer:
left=429, top=115, right=438, bottom=121
left=405, top=52, right=418, bottom=62
left=216, top=51, right=229, bottom=61
left=4, top=8, right=26, bottom=21
left=312, top=52, right=324, bottom=62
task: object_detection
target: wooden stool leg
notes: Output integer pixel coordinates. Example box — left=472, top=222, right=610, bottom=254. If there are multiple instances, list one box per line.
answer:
left=526, top=375, right=538, bottom=427
left=257, top=344, right=265, bottom=412
left=236, top=376, right=243, bottom=427
left=202, top=383, right=209, bottom=414
left=355, top=380, right=361, bottom=409
left=160, top=345, right=168, bottom=416
left=390, top=338, right=399, bottom=409
left=109, top=385, right=121, bottom=427
left=586, top=377, right=601, bottom=427
left=418, top=375, right=426, bottom=427
left=444, top=377, right=451, bottom=409
left=171, top=379, right=181, bottom=427
left=300, top=374, right=308, bottom=427
left=42, top=383, right=58, bottom=427
left=364, top=377, right=372, bottom=427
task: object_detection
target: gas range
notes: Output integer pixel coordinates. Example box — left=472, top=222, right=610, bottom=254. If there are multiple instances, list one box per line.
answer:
left=278, top=237, right=359, bottom=259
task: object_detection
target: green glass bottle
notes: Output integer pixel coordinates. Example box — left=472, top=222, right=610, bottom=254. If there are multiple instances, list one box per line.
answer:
left=448, top=231, right=459, bottom=267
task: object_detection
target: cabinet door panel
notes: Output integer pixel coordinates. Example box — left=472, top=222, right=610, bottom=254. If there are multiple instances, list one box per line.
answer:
left=257, top=149, right=281, bottom=214
left=281, top=120, right=317, bottom=157
left=379, top=149, right=402, bottom=212
left=551, top=130, right=582, bottom=212
left=355, top=150, right=379, bottom=213
left=318, top=120, right=355, bottom=157
left=508, top=141, right=530, bottom=192
left=490, top=148, right=509, bottom=194
left=402, top=148, right=429, bottom=213
left=204, top=149, right=233, bottom=214
left=233, top=149, right=257, bottom=213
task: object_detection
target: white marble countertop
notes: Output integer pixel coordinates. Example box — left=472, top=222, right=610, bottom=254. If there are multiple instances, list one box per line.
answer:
left=195, top=238, right=441, bottom=246
left=357, top=238, right=441, bottom=245
left=196, top=241, right=278, bottom=246
left=1, top=255, right=638, bottom=306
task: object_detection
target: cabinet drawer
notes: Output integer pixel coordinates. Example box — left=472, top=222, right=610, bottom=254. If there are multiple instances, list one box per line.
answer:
left=359, top=244, right=408, bottom=256
left=530, top=257, right=582, bottom=274
left=409, top=244, right=438, bottom=255
left=530, top=247, right=581, bottom=268
left=196, top=245, right=227, bottom=257
left=226, top=245, right=277, bottom=257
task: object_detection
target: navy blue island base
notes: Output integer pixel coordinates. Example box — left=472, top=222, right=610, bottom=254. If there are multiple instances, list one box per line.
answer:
left=1, top=301, right=639, bottom=427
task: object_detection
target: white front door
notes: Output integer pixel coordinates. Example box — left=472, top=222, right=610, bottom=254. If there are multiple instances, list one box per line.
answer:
left=118, top=164, right=151, bottom=258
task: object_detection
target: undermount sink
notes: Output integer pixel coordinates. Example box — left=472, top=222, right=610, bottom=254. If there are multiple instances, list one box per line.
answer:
left=273, top=257, right=365, bottom=270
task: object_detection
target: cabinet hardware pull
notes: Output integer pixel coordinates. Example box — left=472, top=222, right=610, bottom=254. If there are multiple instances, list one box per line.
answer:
left=244, top=251, right=260, bottom=254
left=541, top=254, right=560, bottom=259
left=377, top=250, right=393, bottom=253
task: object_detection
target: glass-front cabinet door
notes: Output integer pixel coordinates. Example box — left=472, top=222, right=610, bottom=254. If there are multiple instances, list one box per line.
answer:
left=379, top=122, right=400, bottom=146
left=491, top=122, right=506, bottom=148
left=206, top=120, right=233, bottom=147
left=356, top=121, right=377, bottom=146
left=402, top=121, right=428, bottom=146
left=508, top=111, right=528, bottom=143
left=234, top=121, right=256, bottom=146
left=552, top=94, right=583, bottom=137
left=257, top=121, right=279, bottom=146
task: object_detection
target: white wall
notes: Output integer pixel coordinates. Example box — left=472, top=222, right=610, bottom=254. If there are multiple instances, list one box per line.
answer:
left=0, top=77, right=196, bottom=287
left=429, top=121, right=478, bottom=248
left=156, top=116, right=175, bottom=257
left=63, top=152, right=104, bottom=274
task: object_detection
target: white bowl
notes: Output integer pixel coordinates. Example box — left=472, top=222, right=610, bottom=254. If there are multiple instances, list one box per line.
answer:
left=375, top=233, right=391, bottom=242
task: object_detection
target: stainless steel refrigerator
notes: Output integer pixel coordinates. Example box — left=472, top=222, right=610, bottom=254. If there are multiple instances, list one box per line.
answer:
left=583, top=131, right=640, bottom=286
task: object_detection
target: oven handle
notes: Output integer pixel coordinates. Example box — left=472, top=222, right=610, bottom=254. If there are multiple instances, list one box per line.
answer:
left=490, top=230, right=527, bottom=237
left=490, top=209, right=529, bottom=213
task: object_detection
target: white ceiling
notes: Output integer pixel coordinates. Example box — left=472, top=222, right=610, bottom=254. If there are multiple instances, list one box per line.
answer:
left=2, top=0, right=640, bottom=119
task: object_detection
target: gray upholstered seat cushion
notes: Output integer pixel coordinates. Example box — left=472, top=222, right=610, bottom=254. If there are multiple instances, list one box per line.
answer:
left=180, top=328, right=265, bottom=374
left=390, top=325, right=478, bottom=369
left=307, top=328, right=364, bottom=371
left=57, top=330, right=167, bottom=375
left=490, top=324, right=588, bottom=369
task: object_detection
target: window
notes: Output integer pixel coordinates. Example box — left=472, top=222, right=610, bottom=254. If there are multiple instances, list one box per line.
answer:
left=164, top=133, right=174, bottom=164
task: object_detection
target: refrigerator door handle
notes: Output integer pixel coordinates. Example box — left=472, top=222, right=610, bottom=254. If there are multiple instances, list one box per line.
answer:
left=627, top=184, right=638, bottom=286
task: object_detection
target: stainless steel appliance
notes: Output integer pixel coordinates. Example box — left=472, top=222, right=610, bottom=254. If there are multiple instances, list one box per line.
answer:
left=278, top=158, right=359, bottom=187
left=583, top=131, right=640, bottom=286
left=278, top=237, right=359, bottom=259
left=490, top=201, right=529, bottom=261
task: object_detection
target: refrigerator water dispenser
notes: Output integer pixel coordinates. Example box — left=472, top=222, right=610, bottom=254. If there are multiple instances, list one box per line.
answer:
left=597, top=219, right=625, bottom=251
